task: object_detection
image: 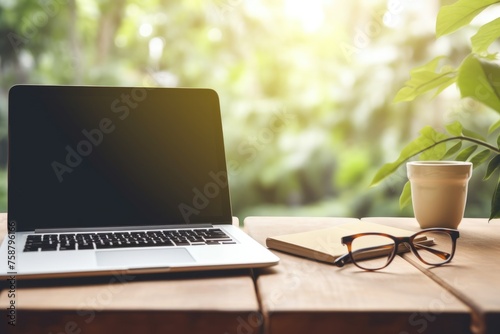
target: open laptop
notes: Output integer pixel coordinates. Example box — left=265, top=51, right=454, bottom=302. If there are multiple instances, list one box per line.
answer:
left=0, top=85, right=279, bottom=279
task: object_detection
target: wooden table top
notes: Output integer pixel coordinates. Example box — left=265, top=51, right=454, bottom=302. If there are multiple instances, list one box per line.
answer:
left=0, top=213, right=260, bottom=334
left=362, top=217, right=500, bottom=334
left=2, top=214, right=499, bottom=334
left=244, top=216, right=472, bottom=334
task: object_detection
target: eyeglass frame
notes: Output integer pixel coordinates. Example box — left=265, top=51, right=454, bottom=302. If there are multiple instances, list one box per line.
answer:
left=334, top=228, right=460, bottom=271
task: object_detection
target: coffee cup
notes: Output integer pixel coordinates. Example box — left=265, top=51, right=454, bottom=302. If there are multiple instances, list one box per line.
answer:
left=407, top=161, right=473, bottom=229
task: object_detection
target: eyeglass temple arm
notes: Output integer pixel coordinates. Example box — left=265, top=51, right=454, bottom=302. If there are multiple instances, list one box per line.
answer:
left=413, top=242, right=451, bottom=261
left=333, top=244, right=394, bottom=267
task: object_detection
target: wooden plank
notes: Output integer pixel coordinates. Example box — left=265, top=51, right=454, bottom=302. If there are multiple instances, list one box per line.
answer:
left=245, top=216, right=471, bottom=334
left=0, top=275, right=261, bottom=334
left=362, top=217, right=500, bottom=334
left=0, top=213, right=261, bottom=334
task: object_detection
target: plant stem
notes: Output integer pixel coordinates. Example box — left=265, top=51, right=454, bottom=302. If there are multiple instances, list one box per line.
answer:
left=406, top=135, right=500, bottom=163
left=446, top=136, right=500, bottom=153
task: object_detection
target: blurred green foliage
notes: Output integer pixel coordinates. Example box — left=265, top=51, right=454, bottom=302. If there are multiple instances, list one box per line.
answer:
left=373, top=0, right=500, bottom=219
left=0, top=0, right=497, bottom=220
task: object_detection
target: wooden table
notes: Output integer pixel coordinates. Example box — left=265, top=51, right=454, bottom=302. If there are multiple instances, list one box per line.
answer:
left=245, top=217, right=471, bottom=334
left=1, top=214, right=499, bottom=334
left=363, top=217, right=500, bottom=334
left=0, top=213, right=261, bottom=334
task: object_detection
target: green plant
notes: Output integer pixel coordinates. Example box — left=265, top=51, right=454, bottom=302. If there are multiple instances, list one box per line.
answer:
left=371, top=0, right=500, bottom=220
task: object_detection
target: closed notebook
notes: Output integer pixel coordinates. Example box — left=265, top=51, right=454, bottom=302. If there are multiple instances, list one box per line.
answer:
left=265, top=221, right=428, bottom=264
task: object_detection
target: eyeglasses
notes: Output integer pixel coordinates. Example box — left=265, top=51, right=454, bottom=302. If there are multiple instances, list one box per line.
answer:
left=334, top=228, right=459, bottom=271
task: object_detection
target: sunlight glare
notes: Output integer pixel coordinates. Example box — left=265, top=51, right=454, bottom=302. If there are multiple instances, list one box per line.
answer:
left=149, top=37, right=164, bottom=61
left=139, top=23, right=153, bottom=37
left=284, top=0, right=325, bottom=33
left=208, top=28, right=222, bottom=42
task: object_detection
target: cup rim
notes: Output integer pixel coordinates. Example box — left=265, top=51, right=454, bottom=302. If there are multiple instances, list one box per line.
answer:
left=407, top=160, right=472, bottom=167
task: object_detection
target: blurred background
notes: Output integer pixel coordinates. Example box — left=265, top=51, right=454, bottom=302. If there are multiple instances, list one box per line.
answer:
left=0, top=0, right=497, bottom=221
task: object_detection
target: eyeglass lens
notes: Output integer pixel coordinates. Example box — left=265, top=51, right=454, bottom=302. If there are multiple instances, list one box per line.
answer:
left=350, top=230, right=454, bottom=270
left=412, top=230, right=454, bottom=265
left=350, top=235, right=396, bottom=270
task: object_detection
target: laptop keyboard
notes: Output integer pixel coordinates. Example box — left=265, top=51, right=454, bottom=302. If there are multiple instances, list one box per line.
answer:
left=23, top=228, right=236, bottom=252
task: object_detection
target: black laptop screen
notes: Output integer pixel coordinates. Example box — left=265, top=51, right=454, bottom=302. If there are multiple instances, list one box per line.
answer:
left=8, top=85, right=232, bottom=231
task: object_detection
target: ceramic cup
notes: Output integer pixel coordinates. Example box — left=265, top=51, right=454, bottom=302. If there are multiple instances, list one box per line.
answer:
left=407, top=161, right=473, bottom=229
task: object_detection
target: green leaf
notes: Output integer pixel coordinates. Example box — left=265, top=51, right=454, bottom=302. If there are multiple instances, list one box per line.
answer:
left=462, top=127, right=486, bottom=141
left=498, top=133, right=500, bottom=148
left=398, top=126, right=440, bottom=155
left=472, top=17, right=500, bottom=53
left=483, top=52, right=500, bottom=61
left=446, top=121, right=463, bottom=136
left=371, top=162, right=400, bottom=187
left=436, top=0, right=500, bottom=38
left=420, top=127, right=449, bottom=161
left=420, top=125, right=448, bottom=142
left=394, top=56, right=457, bottom=103
left=470, top=149, right=491, bottom=167
left=488, top=119, right=500, bottom=134
left=456, top=145, right=478, bottom=161
left=477, top=58, right=500, bottom=112
left=485, top=154, right=500, bottom=180
left=399, top=181, right=412, bottom=209
left=420, top=142, right=447, bottom=160
left=489, top=175, right=500, bottom=220
left=370, top=126, right=448, bottom=186
left=457, top=54, right=500, bottom=113
left=444, top=141, right=462, bottom=158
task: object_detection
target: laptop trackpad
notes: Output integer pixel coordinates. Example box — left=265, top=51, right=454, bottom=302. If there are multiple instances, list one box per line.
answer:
left=96, top=248, right=195, bottom=268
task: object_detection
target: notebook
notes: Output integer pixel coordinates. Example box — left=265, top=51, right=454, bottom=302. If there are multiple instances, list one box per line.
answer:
left=266, top=221, right=429, bottom=264
left=0, top=85, right=279, bottom=279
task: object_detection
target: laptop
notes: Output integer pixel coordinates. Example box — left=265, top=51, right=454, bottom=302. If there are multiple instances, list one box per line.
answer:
left=0, top=85, right=279, bottom=279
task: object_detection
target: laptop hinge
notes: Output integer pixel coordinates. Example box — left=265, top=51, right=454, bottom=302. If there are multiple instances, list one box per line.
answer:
left=35, top=224, right=214, bottom=233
